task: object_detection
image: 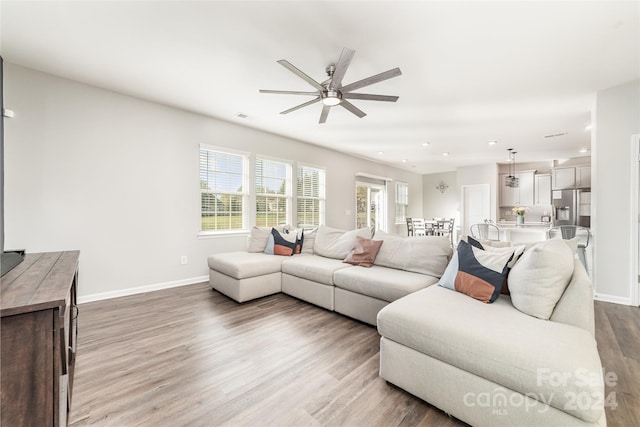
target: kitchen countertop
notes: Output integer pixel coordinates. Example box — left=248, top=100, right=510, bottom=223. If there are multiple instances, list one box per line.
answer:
left=496, top=221, right=553, bottom=228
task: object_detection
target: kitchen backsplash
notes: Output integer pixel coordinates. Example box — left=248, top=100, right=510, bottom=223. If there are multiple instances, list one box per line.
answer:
left=500, top=204, right=553, bottom=222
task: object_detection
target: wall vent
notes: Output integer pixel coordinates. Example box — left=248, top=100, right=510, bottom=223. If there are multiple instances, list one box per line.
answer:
left=544, top=132, right=567, bottom=138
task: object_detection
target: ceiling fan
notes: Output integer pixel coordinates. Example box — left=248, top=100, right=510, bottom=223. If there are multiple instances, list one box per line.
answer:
left=259, top=48, right=402, bottom=124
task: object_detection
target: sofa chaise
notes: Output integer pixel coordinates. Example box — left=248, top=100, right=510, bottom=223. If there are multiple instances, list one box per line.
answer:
left=377, top=238, right=606, bottom=426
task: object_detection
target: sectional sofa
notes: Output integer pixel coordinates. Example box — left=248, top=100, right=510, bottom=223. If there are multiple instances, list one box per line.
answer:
left=207, top=226, right=605, bottom=426
left=207, top=225, right=452, bottom=325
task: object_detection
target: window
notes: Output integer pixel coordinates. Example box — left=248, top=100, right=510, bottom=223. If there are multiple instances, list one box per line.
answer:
left=199, top=146, right=248, bottom=232
left=297, top=165, right=325, bottom=228
left=395, top=182, right=409, bottom=224
left=256, top=158, right=292, bottom=227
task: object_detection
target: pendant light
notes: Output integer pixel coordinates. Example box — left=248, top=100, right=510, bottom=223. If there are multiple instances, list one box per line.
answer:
left=505, top=148, right=519, bottom=188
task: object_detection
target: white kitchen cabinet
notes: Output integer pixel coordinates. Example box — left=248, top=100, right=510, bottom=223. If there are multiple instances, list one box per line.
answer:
left=552, top=165, right=591, bottom=189
left=535, top=174, right=552, bottom=205
left=499, top=171, right=534, bottom=206
left=552, top=167, right=575, bottom=190
left=576, top=166, right=591, bottom=188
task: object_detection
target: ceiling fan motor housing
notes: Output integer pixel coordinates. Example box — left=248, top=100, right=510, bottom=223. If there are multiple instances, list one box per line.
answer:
left=322, top=89, right=341, bottom=106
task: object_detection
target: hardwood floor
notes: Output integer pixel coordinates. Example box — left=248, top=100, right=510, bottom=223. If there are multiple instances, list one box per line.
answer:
left=69, top=283, right=639, bottom=427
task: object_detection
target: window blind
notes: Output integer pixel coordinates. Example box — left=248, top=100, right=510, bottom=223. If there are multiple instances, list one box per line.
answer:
left=297, top=165, right=326, bottom=228
left=199, top=148, right=247, bottom=231
left=395, top=182, right=409, bottom=224
left=256, top=158, right=291, bottom=227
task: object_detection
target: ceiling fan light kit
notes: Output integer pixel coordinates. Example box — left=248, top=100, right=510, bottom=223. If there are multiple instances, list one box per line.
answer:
left=321, top=90, right=341, bottom=106
left=260, top=47, right=401, bottom=124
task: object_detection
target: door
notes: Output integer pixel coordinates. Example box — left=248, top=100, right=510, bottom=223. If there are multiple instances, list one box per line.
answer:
left=461, top=184, right=491, bottom=238
left=632, top=134, right=640, bottom=306
left=356, top=182, right=386, bottom=232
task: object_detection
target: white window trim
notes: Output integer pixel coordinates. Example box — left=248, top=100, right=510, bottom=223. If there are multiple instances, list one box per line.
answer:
left=296, top=163, right=326, bottom=229
left=395, top=181, right=409, bottom=224
left=198, top=144, right=250, bottom=236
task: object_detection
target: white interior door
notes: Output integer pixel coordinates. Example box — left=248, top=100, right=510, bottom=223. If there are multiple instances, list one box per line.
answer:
left=461, top=184, right=491, bottom=238
left=631, top=135, right=640, bottom=306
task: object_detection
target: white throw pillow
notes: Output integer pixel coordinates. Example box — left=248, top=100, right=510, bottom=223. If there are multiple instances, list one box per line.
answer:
left=301, top=228, right=317, bottom=254
left=508, top=239, right=575, bottom=319
left=313, top=225, right=372, bottom=259
left=247, top=225, right=290, bottom=252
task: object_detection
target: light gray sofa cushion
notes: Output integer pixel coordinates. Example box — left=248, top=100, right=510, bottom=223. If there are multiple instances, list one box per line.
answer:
left=281, top=254, right=353, bottom=285
left=377, top=285, right=604, bottom=423
left=333, top=265, right=439, bottom=303
left=372, top=230, right=452, bottom=278
left=207, top=252, right=286, bottom=279
left=313, top=225, right=372, bottom=259
left=550, top=257, right=595, bottom=336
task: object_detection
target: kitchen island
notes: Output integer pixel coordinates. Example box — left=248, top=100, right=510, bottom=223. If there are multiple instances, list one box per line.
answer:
left=495, top=221, right=553, bottom=243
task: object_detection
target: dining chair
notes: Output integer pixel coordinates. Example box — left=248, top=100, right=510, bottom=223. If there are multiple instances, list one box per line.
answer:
left=559, top=225, right=591, bottom=271
left=434, top=218, right=455, bottom=245
left=406, top=218, right=414, bottom=236
left=424, top=220, right=435, bottom=236
left=470, top=223, right=501, bottom=241
left=412, top=218, right=427, bottom=236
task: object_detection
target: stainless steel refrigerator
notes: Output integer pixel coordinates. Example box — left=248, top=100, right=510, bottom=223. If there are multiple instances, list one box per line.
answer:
left=552, top=189, right=591, bottom=227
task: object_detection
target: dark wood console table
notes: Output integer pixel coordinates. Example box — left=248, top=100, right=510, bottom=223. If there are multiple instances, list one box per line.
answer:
left=1, top=251, right=80, bottom=427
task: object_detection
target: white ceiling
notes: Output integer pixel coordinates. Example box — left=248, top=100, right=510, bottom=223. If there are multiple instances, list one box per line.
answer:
left=2, top=1, right=639, bottom=174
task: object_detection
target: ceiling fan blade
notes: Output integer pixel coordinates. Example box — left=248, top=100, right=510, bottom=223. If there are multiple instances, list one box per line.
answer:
left=329, top=48, right=355, bottom=90
left=340, top=67, right=402, bottom=93
left=319, top=105, right=331, bottom=124
left=260, top=89, right=320, bottom=96
left=280, top=97, right=321, bottom=115
left=342, top=93, right=399, bottom=102
left=277, top=60, right=324, bottom=91
left=340, top=100, right=367, bottom=118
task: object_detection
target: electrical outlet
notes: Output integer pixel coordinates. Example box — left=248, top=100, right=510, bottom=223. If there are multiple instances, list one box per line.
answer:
left=180, top=256, right=188, bottom=265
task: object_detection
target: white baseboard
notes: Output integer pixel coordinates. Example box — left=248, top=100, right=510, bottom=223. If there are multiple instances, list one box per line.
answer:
left=78, top=275, right=209, bottom=304
left=593, top=292, right=632, bottom=306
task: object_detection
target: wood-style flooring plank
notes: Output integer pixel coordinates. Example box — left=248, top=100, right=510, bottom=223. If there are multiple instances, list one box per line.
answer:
left=69, top=282, right=638, bottom=426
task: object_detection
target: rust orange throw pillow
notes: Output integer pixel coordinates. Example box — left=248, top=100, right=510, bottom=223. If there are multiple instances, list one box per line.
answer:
left=343, top=236, right=383, bottom=267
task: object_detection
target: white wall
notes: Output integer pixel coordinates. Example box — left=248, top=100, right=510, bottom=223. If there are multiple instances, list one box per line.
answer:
left=422, top=171, right=458, bottom=219
left=457, top=164, right=499, bottom=231
left=4, top=64, right=423, bottom=301
left=592, top=79, right=640, bottom=304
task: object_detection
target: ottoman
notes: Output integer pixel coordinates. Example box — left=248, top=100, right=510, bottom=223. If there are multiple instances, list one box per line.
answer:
left=207, top=252, right=285, bottom=302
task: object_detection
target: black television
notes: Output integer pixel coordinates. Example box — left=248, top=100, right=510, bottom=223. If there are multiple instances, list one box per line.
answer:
left=1, top=56, right=25, bottom=276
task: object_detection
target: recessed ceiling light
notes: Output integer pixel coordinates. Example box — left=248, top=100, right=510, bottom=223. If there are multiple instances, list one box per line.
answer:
left=579, top=148, right=590, bottom=153
left=585, top=124, right=592, bottom=131
left=377, top=151, right=384, bottom=155
left=488, top=140, right=497, bottom=145
left=442, top=152, right=450, bottom=156
left=422, top=142, right=430, bottom=147
left=401, top=159, right=408, bottom=163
